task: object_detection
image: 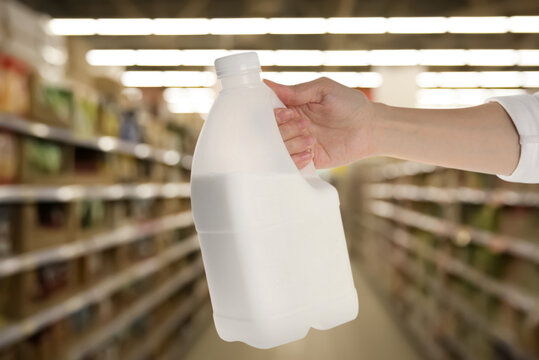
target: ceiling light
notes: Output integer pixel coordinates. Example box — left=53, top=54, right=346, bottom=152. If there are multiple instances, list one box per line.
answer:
left=418, top=49, right=467, bottom=66
left=267, top=18, right=326, bottom=34
left=326, top=17, right=387, bottom=34
left=48, top=18, right=97, bottom=35
left=523, top=72, right=539, bottom=87
left=387, top=17, right=447, bottom=34
left=96, top=18, right=153, bottom=35
left=447, top=17, right=509, bottom=33
left=163, top=88, right=216, bottom=103
left=122, top=71, right=216, bottom=87
left=152, top=18, right=210, bottom=35
left=86, top=49, right=136, bottom=66
left=508, top=16, right=539, bottom=33
left=273, top=50, right=325, bottom=66
left=467, top=49, right=517, bottom=66
left=262, top=72, right=382, bottom=88
left=136, top=50, right=182, bottom=66
left=369, top=50, right=419, bottom=66
left=479, top=71, right=522, bottom=88
left=324, top=51, right=369, bottom=66
left=209, top=18, right=268, bottom=35
left=518, top=50, right=539, bottom=66
left=180, top=50, right=230, bottom=66
left=417, top=88, right=526, bottom=108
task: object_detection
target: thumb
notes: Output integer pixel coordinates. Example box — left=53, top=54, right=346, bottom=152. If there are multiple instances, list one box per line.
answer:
left=264, top=78, right=323, bottom=107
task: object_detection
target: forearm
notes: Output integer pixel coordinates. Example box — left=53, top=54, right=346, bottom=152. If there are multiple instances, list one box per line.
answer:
left=369, top=102, right=520, bottom=176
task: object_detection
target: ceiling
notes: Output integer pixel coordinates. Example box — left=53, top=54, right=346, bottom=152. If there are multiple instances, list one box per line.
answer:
left=20, top=0, right=539, bottom=19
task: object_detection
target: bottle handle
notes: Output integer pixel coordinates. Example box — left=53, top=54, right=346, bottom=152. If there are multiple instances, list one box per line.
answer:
left=300, top=160, right=318, bottom=178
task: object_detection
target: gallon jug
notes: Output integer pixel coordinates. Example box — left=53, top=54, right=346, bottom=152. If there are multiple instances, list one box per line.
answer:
left=191, top=52, right=358, bottom=349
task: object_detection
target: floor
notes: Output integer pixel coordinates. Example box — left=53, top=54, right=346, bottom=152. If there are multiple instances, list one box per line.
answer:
left=184, top=261, right=424, bottom=360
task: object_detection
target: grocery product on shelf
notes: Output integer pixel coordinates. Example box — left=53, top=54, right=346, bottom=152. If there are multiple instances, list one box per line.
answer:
left=347, top=162, right=539, bottom=360
left=97, top=96, right=120, bottom=137
left=120, top=110, right=142, bottom=143
left=0, top=53, right=30, bottom=115
left=0, top=131, right=17, bottom=184
left=30, top=76, right=74, bottom=128
left=0, top=3, right=205, bottom=356
left=73, top=84, right=98, bottom=138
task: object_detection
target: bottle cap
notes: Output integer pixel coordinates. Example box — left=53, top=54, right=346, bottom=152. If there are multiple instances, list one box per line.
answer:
left=214, top=52, right=261, bottom=79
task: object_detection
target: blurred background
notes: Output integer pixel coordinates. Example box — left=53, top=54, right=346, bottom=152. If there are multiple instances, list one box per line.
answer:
left=0, top=0, right=538, bottom=359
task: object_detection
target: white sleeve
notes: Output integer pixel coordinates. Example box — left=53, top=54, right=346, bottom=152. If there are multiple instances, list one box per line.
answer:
left=487, top=92, right=539, bottom=183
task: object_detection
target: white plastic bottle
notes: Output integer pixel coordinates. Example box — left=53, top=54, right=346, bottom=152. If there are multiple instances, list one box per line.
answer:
left=191, top=52, right=358, bottom=349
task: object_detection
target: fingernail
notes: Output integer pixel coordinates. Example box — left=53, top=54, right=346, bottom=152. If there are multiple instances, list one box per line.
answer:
left=275, top=108, right=293, bottom=120
left=303, top=151, right=313, bottom=159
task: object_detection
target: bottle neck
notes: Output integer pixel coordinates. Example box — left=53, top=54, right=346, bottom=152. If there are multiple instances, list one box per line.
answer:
left=219, top=71, right=261, bottom=89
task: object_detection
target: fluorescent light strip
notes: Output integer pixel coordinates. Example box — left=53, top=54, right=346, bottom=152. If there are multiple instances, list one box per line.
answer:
left=417, top=71, right=539, bottom=88
left=87, top=49, right=539, bottom=67
left=122, top=71, right=216, bottom=87
left=417, top=88, right=527, bottom=108
left=49, top=16, right=539, bottom=36
left=123, top=71, right=382, bottom=88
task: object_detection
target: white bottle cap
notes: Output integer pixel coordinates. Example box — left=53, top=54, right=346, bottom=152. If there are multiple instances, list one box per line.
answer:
left=214, top=52, right=261, bottom=79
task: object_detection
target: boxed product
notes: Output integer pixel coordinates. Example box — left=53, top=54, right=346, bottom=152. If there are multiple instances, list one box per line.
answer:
left=30, top=75, right=73, bottom=128
left=97, top=97, right=121, bottom=137
left=0, top=205, right=13, bottom=258
left=73, top=84, right=98, bottom=138
left=12, top=259, right=77, bottom=317
left=0, top=131, right=17, bottom=184
left=72, top=147, right=112, bottom=183
left=14, top=202, right=75, bottom=253
left=76, top=200, right=106, bottom=237
left=20, top=137, right=70, bottom=184
left=119, top=110, right=142, bottom=143
left=0, top=52, right=30, bottom=114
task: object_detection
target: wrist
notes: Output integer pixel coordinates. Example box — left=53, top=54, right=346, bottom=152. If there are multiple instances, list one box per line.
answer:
left=367, top=102, right=392, bottom=157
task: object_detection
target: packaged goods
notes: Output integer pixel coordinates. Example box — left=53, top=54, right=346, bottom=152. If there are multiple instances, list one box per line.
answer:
left=191, top=52, right=357, bottom=348
left=0, top=53, right=30, bottom=114
left=24, top=138, right=63, bottom=175
left=97, top=97, right=120, bottom=137
left=0, top=206, right=12, bottom=258
left=73, top=86, right=98, bottom=137
left=30, top=76, right=73, bottom=127
left=0, top=131, right=17, bottom=184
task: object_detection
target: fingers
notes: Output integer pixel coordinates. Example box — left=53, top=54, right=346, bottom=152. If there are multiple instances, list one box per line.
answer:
left=264, top=78, right=325, bottom=106
left=284, top=135, right=315, bottom=155
left=291, top=150, right=313, bottom=169
left=274, top=108, right=295, bottom=124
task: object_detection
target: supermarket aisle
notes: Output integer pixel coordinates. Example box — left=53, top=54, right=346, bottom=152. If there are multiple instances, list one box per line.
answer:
left=184, top=261, right=423, bottom=360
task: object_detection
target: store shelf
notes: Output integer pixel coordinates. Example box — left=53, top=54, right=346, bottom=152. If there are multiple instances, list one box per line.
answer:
left=0, top=114, right=186, bottom=167
left=369, top=200, right=539, bottom=265
left=370, top=161, right=438, bottom=181
left=127, top=282, right=209, bottom=360
left=0, top=235, right=201, bottom=350
left=392, top=255, right=538, bottom=360
left=159, top=301, right=212, bottom=360
left=367, top=183, right=539, bottom=207
left=66, top=258, right=205, bottom=360
left=0, top=182, right=191, bottom=203
left=0, top=210, right=194, bottom=278
left=363, top=219, right=539, bottom=315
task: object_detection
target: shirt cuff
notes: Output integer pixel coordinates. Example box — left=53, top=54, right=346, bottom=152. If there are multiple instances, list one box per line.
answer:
left=488, top=93, right=539, bottom=184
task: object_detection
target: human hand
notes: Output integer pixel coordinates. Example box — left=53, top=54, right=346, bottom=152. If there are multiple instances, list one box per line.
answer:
left=264, top=77, right=375, bottom=169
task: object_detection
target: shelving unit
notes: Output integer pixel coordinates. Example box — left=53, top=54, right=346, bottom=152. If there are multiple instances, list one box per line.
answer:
left=0, top=115, right=187, bottom=167
left=0, top=107, right=208, bottom=358
left=344, top=161, right=539, bottom=360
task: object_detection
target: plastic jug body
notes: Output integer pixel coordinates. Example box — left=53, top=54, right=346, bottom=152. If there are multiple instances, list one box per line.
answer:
left=191, top=52, right=358, bottom=349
